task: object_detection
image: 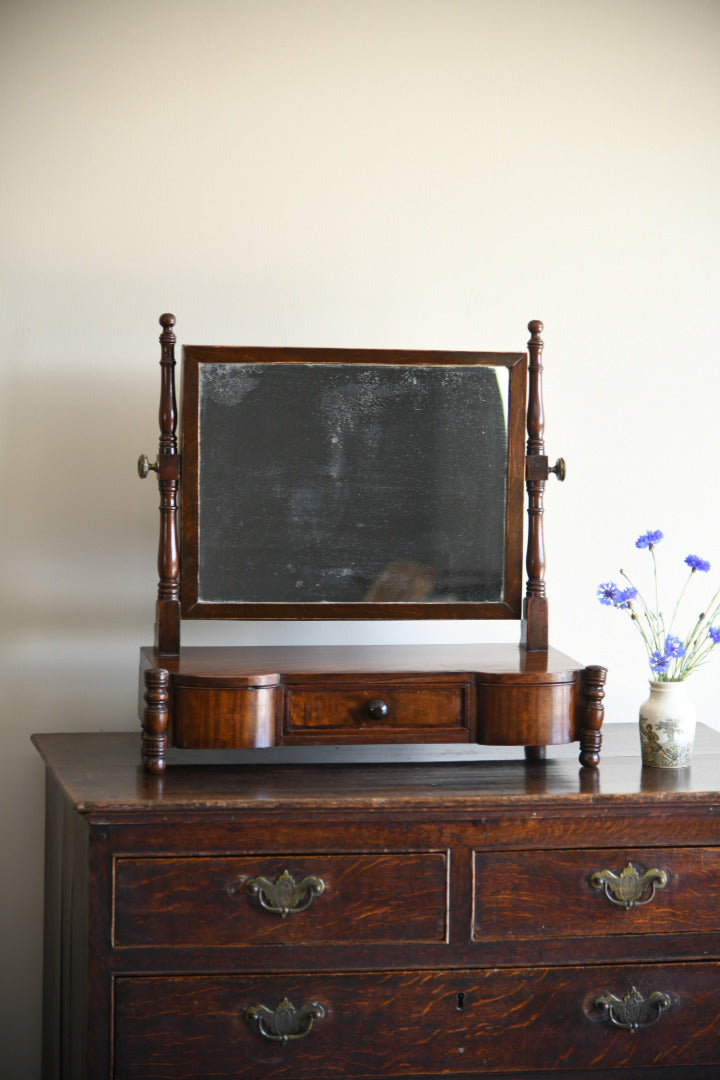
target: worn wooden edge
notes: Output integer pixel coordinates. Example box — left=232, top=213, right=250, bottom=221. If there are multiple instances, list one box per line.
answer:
left=138, top=643, right=587, bottom=679
left=30, top=726, right=720, bottom=818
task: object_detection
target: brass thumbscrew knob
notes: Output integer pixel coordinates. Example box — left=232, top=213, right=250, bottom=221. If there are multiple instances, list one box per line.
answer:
left=137, top=454, right=159, bottom=479
left=549, top=457, right=566, bottom=482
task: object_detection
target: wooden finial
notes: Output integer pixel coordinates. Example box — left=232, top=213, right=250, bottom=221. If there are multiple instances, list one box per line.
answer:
left=526, top=319, right=545, bottom=458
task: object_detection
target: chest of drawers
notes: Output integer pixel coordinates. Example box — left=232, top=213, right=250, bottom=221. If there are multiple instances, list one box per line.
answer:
left=34, top=726, right=720, bottom=1079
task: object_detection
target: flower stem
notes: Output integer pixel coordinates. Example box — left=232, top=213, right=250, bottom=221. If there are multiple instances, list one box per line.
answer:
left=668, top=569, right=694, bottom=638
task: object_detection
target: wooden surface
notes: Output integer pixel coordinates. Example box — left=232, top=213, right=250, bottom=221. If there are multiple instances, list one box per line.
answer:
left=35, top=726, right=720, bottom=1080
left=140, top=642, right=585, bottom=677
left=32, top=723, right=720, bottom=814
left=113, top=965, right=720, bottom=1079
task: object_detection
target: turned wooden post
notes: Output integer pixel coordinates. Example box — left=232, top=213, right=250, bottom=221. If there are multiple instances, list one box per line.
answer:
left=578, top=665, right=607, bottom=767
left=521, top=319, right=549, bottom=651
left=155, top=313, right=181, bottom=655
left=142, top=666, right=170, bottom=773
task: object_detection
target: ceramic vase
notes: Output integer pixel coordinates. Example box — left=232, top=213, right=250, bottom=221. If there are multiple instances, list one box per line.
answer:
left=639, top=679, right=696, bottom=768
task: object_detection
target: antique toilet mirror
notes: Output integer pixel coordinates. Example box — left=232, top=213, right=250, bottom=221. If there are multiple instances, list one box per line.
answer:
left=138, top=316, right=605, bottom=772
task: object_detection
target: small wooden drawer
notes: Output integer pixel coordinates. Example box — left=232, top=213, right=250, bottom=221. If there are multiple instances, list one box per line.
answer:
left=473, top=847, right=720, bottom=942
left=283, top=676, right=473, bottom=743
left=475, top=673, right=577, bottom=745
left=114, top=963, right=720, bottom=1078
left=172, top=673, right=280, bottom=749
left=113, top=851, right=448, bottom=947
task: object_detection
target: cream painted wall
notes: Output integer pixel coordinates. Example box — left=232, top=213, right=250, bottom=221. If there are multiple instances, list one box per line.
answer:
left=2, top=1, right=719, bottom=1074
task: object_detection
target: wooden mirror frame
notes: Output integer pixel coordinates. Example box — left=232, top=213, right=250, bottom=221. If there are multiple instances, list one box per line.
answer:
left=143, top=316, right=556, bottom=656
left=179, top=346, right=526, bottom=623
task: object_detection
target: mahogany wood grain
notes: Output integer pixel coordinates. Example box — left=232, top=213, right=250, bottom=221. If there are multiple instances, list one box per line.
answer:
left=173, top=685, right=278, bottom=749
left=141, top=642, right=585, bottom=677
left=476, top=677, right=575, bottom=745
left=283, top=677, right=473, bottom=743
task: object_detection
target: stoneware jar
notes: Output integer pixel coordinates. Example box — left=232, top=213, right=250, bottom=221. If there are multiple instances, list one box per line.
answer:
left=639, top=679, right=696, bottom=768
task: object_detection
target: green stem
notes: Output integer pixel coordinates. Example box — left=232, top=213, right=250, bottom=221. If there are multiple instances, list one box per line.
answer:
left=651, top=545, right=665, bottom=642
left=668, top=569, right=694, bottom=638
left=620, top=570, right=663, bottom=655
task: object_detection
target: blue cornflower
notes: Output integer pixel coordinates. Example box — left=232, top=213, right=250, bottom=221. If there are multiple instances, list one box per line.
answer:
left=616, top=587, right=638, bottom=609
left=636, top=530, right=664, bottom=549
left=650, top=650, right=671, bottom=674
left=600, top=533, right=720, bottom=680
left=664, top=634, right=686, bottom=659
left=597, top=582, right=620, bottom=606
left=685, top=554, right=711, bottom=573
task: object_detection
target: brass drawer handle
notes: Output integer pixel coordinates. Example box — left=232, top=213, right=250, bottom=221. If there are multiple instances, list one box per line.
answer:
left=590, top=985, right=671, bottom=1031
left=244, top=869, right=326, bottom=918
left=589, top=862, right=668, bottom=909
left=245, top=997, right=326, bottom=1043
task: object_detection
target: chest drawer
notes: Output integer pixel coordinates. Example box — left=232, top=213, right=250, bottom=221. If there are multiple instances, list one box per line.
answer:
left=114, top=962, right=720, bottom=1078
left=113, top=851, right=448, bottom=947
left=283, top=676, right=473, bottom=742
left=473, top=847, right=720, bottom=941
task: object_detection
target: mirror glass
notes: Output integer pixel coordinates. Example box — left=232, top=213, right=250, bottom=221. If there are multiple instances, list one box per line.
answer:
left=181, top=349, right=525, bottom=619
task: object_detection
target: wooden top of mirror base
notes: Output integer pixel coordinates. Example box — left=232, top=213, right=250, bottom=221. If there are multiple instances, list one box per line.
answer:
left=140, top=643, right=582, bottom=681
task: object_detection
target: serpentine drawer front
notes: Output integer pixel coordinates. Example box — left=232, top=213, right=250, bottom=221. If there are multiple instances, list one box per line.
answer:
left=33, top=727, right=720, bottom=1080
left=172, top=683, right=279, bottom=749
